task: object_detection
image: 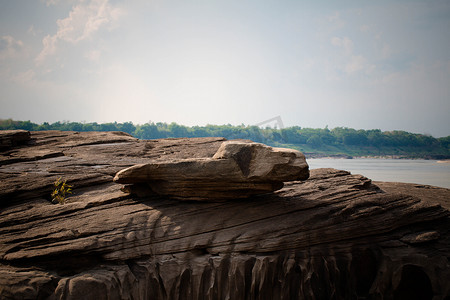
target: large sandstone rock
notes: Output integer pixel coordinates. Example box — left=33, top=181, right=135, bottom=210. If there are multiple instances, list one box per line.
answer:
left=113, top=141, right=309, bottom=200
left=0, top=130, right=449, bottom=299
left=0, top=130, right=30, bottom=150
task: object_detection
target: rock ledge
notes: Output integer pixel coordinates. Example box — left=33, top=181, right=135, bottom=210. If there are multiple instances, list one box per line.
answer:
left=113, top=140, right=309, bottom=200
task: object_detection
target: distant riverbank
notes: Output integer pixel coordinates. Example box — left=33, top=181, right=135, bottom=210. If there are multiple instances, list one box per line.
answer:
left=307, top=158, right=450, bottom=189
left=290, top=146, right=450, bottom=160
left=304, top=154, right=450, bottom=160
left=2, top=120, right=449, bottom=160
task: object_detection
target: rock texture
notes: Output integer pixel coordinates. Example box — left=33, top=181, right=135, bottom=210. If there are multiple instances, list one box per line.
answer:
left=0, top=130, right=30, bottom=150
left=0, top=130, right=449, bottom=299
left=113, top=141, right=309, bottom=200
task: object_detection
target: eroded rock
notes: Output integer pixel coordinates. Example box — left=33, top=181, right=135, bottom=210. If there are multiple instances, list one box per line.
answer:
left=113, top=141, right=309, bottom=200
left=0, top=130, right=30, bottom=150
left=0, top=131, right=449, bottom=299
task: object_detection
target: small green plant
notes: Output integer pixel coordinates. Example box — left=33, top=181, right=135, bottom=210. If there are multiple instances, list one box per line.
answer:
left=51, top=177, right=72, bottom=204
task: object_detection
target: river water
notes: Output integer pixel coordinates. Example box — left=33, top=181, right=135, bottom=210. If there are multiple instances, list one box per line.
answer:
left=307, top=158, right=450, bottom=189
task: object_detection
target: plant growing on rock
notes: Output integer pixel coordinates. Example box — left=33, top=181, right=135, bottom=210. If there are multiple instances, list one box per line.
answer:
left=51, top=177, right=72, bottom=204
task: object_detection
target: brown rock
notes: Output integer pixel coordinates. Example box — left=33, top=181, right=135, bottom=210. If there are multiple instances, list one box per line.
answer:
left=113, top=141, right=309, bottom=200
left=401, top=230, right=440, bottom=244
left=0, top=131, right=449, bottom=299
left=0, top=130, right=30, bottom=150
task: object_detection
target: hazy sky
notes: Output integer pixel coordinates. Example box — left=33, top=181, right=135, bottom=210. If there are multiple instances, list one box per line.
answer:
left=1, top=0, right=449, bottom=137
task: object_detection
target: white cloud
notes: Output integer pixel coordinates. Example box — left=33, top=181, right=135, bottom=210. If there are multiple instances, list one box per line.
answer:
left=12, top=69, right=36, bottom=85
left=36, top=35, right=58, bottom=64
left=84, top=49, right=101, bottom=62
left=27, top=25, right=41, bottom=37
left=0, top=36, right=24, bottom=60
left=344, top=55, right=375, bottom=74
left=36, top=0, right=122, bottom=64
left=327, top=12, right=345, bottom=29
left=360, top=24, right=370, bottom=32
left=381, top=43, right=391, bottom=59
left=45, top=0, right=59, bottom=6
left=330, top=36, right=375, bottom=75
left=331, top=36, right=353, bottom=55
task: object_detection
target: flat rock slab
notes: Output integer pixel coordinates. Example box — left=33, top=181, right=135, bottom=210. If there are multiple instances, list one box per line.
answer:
left=114, top=141, right=309, bottom=200
left=0, top=131, right=449, bottom=299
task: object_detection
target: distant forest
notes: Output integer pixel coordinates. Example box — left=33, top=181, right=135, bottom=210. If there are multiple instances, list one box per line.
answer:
left=1, top=119, right=449, bottom=159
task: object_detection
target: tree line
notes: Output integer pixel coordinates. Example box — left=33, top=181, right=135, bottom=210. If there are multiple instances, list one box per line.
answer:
left=1, top=119, right=449, bottom=158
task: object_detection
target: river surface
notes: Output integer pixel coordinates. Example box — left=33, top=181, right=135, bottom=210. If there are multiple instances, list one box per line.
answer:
left=307, top=158, right=450, bottom=189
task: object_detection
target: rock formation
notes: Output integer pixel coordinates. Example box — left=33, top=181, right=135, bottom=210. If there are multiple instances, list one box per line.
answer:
left=0, top=129, right=30, bottom=150
left=113, top=141, right=309, bottom=200
left=0, top=130, right=449, bottom=299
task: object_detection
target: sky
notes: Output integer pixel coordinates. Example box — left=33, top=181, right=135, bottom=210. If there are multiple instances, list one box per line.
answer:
left=0, top=0, right=449, bottom=137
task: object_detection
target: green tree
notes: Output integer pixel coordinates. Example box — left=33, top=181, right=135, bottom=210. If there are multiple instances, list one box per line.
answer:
left=117, top=122, right=136, bottom=135
left=135, top=123, right=160, bottom=139
left=306, top=135, right=323, bottom=147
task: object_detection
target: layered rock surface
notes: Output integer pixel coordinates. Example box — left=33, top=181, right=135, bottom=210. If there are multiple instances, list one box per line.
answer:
left=114, top=141, right=309, bottom=200
left=0, top=130, right=449, bottom=299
